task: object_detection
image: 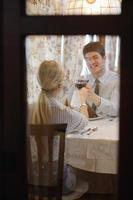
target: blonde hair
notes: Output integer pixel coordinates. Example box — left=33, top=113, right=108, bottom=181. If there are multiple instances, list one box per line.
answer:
left=32, top=60, right=64, bottom=124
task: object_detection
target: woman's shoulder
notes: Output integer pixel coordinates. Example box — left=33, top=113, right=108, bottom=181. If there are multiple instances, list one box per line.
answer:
left=49, top=97, right=66, bottom=109
left=50, top=97, right=88, bottom=122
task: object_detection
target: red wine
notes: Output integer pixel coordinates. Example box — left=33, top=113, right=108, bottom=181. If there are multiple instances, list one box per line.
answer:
left=75, top=80, right=89, bottom=89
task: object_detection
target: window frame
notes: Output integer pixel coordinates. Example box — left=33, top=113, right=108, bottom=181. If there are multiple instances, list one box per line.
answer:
left=1, top=0, right=133, bottom=199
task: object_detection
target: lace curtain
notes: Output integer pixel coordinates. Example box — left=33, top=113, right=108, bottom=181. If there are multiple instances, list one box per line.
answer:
left=26, top=36, right=62, bottom=103
left=105, top=36, right=120, bottom=72
left=26, top=0, right=63, bottom=15
left=26, top=0, right=122, bottom=15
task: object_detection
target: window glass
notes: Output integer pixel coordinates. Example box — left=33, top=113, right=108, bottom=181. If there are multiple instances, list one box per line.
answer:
left=26, top=0, right=122, bottom=16
left=26, top=35, right=120, bottom=103
left=26, top=35, right=120, bottom=188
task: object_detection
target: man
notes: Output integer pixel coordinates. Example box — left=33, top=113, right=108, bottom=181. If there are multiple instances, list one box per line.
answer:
left=71, top=41, right=119, bottom=117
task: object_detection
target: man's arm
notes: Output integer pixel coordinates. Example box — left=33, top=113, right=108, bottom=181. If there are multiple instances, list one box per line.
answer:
left=96, top=83, right=119, bottom=116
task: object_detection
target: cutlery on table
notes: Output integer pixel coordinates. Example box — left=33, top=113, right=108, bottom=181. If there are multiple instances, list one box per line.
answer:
left=87, top=127, right=98, bottom=135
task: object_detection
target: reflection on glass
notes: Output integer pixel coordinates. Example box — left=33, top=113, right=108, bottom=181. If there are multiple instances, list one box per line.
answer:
left=26, top=0, right=122, bottom=16
left=26, top=35, right=120, bottom=195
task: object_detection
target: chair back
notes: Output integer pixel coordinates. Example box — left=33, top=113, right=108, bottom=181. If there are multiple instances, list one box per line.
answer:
left=27, top=123, right=67, bottom=200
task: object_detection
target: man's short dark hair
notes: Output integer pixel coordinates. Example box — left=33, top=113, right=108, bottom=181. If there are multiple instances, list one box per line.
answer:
left=83, top=41, right=105, bottom=57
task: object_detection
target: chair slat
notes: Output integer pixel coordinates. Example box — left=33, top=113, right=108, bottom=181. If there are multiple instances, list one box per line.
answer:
left=27, top=124, right=67, bottom=200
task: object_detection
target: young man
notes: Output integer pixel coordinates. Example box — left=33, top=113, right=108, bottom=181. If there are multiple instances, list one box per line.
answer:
left=71, top=41, right=119, bottom=117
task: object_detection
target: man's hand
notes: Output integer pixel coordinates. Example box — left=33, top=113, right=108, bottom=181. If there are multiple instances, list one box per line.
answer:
left=79, top=86, right=90, bottom=104
left=79, top=84, right=101, bottom=107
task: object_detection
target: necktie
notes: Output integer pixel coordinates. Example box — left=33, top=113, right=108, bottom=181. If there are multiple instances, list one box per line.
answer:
left=94, top=79, right=100, bottom=95
left=92, top=79, right=100, bottom=111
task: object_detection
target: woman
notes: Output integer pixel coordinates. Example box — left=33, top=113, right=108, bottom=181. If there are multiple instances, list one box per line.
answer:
left=32, top=60, right=89, bottom=194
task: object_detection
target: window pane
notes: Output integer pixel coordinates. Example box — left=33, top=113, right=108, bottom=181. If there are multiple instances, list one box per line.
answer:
left=26, top=35, right=120, bottom=188
left=26, top=0, right=122, bottom=16
left=26, top=35, right=120, bottom=103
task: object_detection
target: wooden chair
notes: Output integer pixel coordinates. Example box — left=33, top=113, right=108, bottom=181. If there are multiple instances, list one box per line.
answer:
left=27, top=124, right=67, bottom=200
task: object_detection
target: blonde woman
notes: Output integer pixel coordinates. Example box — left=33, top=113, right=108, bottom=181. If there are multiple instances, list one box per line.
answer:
left=32, top=60, right=89, bottom=194
left=32, top=60, right=89, bottom=133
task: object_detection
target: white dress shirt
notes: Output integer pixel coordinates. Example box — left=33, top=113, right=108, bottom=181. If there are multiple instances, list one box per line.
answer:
left=70, top=70, right=119, bottom=117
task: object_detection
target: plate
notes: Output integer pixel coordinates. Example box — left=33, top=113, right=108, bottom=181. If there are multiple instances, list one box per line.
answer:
left=88, top=115, right=103, bottom=121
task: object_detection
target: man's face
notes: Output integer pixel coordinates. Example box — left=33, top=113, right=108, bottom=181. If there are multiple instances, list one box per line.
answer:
left=84, top=51, right=105, bottom=76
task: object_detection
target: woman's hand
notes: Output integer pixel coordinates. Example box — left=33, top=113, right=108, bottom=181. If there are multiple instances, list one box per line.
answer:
left=79, top=84, right=91, bottom=104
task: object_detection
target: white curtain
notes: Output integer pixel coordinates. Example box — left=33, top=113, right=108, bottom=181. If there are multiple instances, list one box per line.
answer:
left=26, top=35, right=62, bottom=103
left=105, top=36, right=120, bottom=72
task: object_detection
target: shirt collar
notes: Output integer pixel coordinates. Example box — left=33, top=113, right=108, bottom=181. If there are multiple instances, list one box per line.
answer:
left=89, top=69, right=109, bottom=85
left=98, top=70, right=108, bottom=84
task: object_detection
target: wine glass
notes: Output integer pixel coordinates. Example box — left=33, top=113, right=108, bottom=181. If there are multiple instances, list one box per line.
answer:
left=75, top=79, right=89, bottom=89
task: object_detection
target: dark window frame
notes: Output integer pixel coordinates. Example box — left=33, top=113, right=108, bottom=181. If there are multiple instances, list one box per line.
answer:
left=1, top=0, right=133, bottom=199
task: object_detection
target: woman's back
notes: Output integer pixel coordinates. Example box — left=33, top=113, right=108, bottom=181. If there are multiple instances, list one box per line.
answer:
left=48, top=97, right=89, bottom=134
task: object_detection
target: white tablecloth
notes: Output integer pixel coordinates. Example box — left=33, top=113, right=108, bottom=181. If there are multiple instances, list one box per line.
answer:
left=65, top=117, right=119, bottom=174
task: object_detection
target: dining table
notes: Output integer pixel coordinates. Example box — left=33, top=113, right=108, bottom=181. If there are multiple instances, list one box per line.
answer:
left=65, top=117, right=119, bottom=174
